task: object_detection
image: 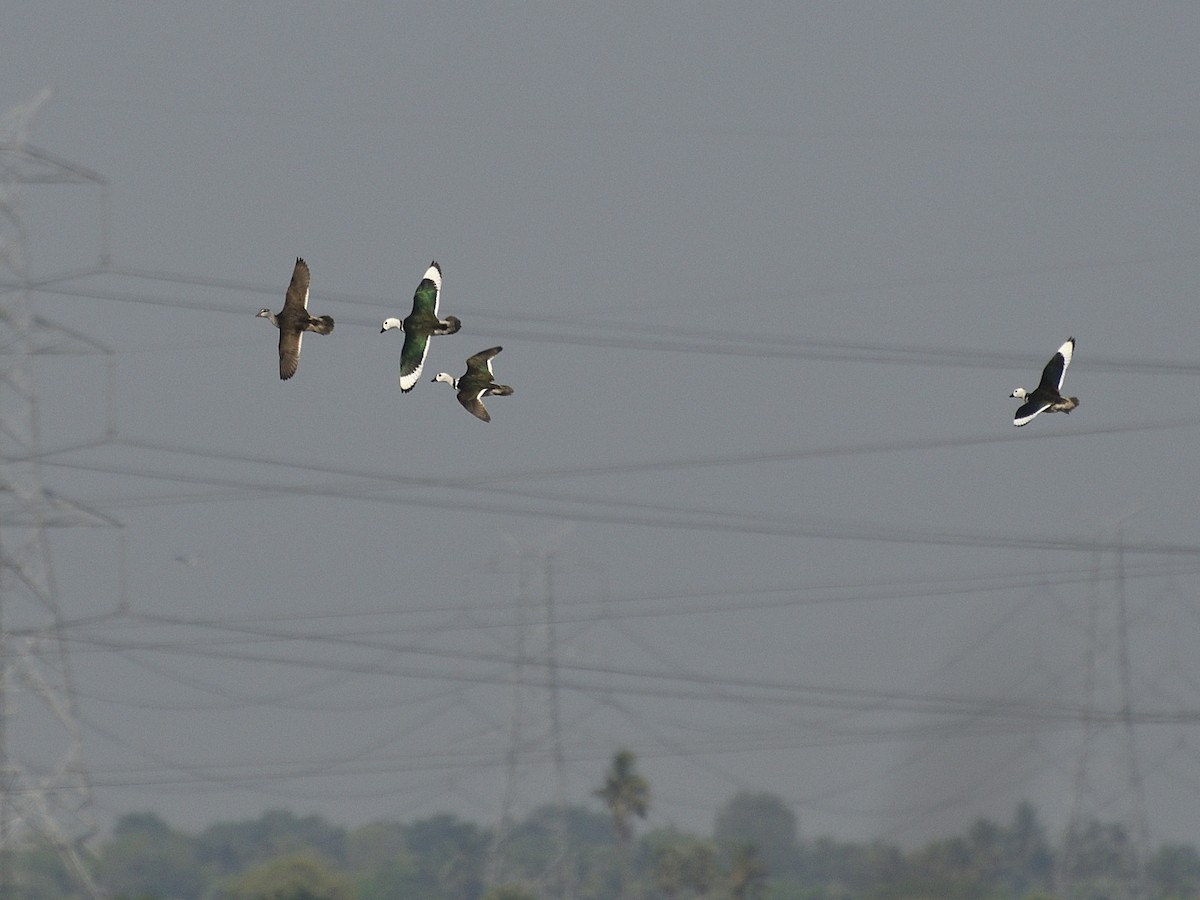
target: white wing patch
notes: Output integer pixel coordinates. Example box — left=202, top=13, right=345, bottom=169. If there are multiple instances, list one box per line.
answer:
left=1055, top=338, right=1073, bottom=389
left=399, top=356, right=428, bottom=391
left=1013, top=402, right=1051, bottom=427
left=423, top=263, right=442, bottom=292
left=423, top=263, right=442, bottom=315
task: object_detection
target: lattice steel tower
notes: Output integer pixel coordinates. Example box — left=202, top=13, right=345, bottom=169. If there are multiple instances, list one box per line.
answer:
left=0, top=90, right=112, bottom=899
left=1058, top=529, right=1151, bottom=900
left=484, top=534, right=575, bottom=900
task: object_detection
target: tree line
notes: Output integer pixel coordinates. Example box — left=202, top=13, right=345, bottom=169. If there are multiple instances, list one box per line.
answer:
left=6, top=749, right=1200, bottom=899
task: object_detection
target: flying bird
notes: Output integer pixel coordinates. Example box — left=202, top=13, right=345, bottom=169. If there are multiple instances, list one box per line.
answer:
left=432, top=346, right=514, bottom=422
left=380, top=261, right=461, bottom=391
left=1010, top=337, right=1079, bottom=426
left=256, top=257, right=334, bottom=380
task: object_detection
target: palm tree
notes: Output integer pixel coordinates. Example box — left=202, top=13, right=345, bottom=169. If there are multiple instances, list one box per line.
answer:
left=593, top=748, right=650, bottom=896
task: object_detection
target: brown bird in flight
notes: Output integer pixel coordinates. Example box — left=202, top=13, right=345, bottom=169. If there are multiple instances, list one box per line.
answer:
left=256, top=257, right=334, bottom=379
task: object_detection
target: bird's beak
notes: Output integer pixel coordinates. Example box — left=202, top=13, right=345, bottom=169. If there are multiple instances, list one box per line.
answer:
left=380, top=326, right=386, bottom=333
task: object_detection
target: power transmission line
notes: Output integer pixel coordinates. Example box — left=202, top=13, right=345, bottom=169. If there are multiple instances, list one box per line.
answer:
left=43, top=565, right=1200, bottom=841
left=22, top=422, right=1200, bottom=560
left=0, top=93, right=110, bottom=900
left=14, top=261, right=1200, bottom=376
left=55, top=604, right=1200, bottom=727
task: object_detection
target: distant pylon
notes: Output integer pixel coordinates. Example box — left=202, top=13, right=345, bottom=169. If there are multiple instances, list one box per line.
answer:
left=1058, top=527, right=1151, bottom=900
left=0, top=91, right=114, bottom=900
left=543, top=548, right=574, bottom=900
left=484, top=545, right=533, bottom=888
left=484, top=531, right=576, bottom=900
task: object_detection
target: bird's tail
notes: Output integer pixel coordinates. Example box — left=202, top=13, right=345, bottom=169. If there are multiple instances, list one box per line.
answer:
left=489, top=384, right=514, bottom=397
left=436, top=316, right=462, bottom=335
left=312, top=316, right=335, bottom=335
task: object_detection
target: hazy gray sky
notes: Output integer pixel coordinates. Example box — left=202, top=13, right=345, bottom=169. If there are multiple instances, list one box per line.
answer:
left=3, top=3, right=1200, bottom=847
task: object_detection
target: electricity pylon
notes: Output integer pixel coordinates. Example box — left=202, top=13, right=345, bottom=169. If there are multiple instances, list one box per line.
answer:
left=0, top=91, right=113, bottom=900
left=1058, top=528, right=1151, bottom=900
left=485, top=531, right=575, bottom=900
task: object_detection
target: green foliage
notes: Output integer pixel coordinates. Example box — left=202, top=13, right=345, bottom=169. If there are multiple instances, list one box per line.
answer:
left=346, top=820, right=408, bottom=871
left=96, top=812, right=208, bottom=900
left=729, top=842, right=769, bottom=899
left=226, top=853, right=355, bottom=900
left=405, top=812, right=487, bottom=861
left=800, top=835, right=906, bottom=895
left=498, top=814, right=557, bottom=880
left=714, top=791, right=800, bottom=878
left=1060, top=818, right=1137, bottom=887
left=642, top=826, right=780, bottom=900
left=873, top=806, right=1057, bottom=900
left=12, top=798, right=1193, bottom=900
left=1148, top=841, right=1200, bottom=897
left=197, top=809, right=347, bottom=876
left=523, top=802, right=614, bottom=847
left=493, top=802, right=620, bottom=898
left=346, top=821, right=421, bottom=900
left=353, top=861, right=424, bottom=900
left=1004, top=801, right=1054, bottom=894
left=763, top=886, right=854, bottom=900
left=482, top=884, right=540, bottom=900
left=643, top=827, right=721, bottom=898
left=8, top=839, right=89, bottom=900
left=404, top=813, right=487, bottom=899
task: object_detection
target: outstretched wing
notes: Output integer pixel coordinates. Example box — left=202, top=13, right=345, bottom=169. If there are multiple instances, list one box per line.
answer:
left=283, top=258, right=311, bottom=312
left=464, top=346, right=502, bottom=378
left=279, top=329, right=302, bottom=380
left=457, top=387, right=492, bottom=422
left=1037, top=337, right=1073, bottom=392
left=398, top=330, right=431, bottom=392
left=409, top=261, right=442, bottom=317
left=1012, top=397, right=1051, bottom=427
